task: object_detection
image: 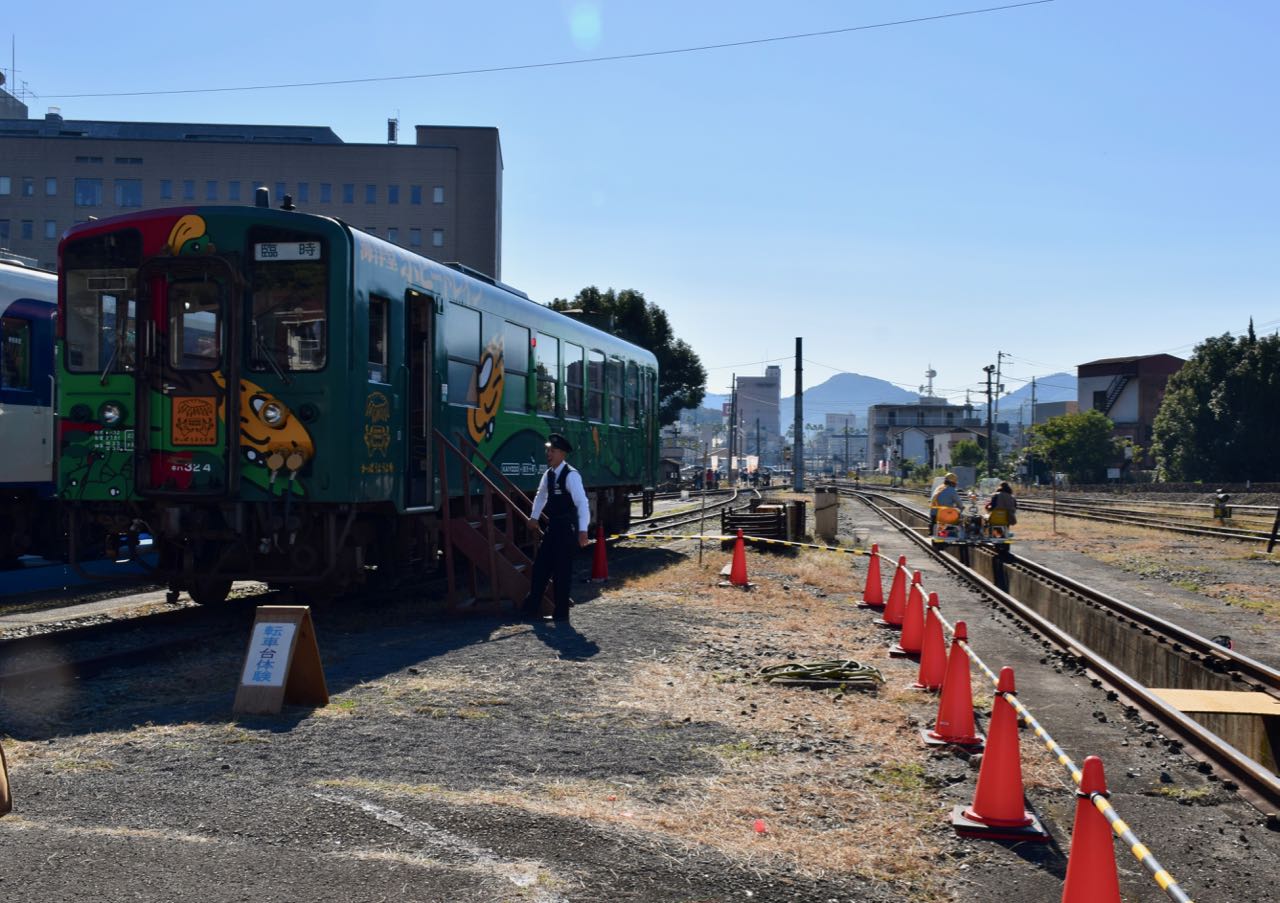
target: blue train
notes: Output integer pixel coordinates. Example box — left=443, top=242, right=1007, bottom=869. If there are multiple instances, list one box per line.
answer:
left=0, top=256, right=58, bottom=563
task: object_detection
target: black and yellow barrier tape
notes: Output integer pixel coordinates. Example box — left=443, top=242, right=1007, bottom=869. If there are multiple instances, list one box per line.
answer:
left=608, top=533, right=1197, bottom=900
left=929, top=602, right=1195, bottom=903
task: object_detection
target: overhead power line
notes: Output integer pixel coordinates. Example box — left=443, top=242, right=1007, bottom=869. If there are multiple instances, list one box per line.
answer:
left=41, top=2, right=1055, bottom=99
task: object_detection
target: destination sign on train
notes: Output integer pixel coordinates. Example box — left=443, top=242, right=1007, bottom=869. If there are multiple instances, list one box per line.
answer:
left=254, top=242, right=322, bottom=261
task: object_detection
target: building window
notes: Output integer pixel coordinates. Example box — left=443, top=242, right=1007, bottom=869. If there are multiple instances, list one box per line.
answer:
left=0, top=220, right=8, bottom=241
left=431, top=228, right=444, bottom=248
left=20, top=220, right=33, bottom=240
left=22, top=177, right=35, bottom=197
left=319, top=183, right=331, bottom=203
left=297, top=182, right=309, bottom=203
left=1092, top=390, right=1106, bottom=410
left=274, top=181, right=286, bottom=201
left=342, top=183, right=354, bottom=204
left=387, top=185, right=399, bottom=205
left=410, top=185, right=422, bottom=205
left=74, top=178, right=103, bottom=207
left=45, top=177, right=57, bottom=196
left=182, top=180, right=195, bottom=200
left=159, top=179, right=173, bottom=199
left=0, top=177, right=9, bottom=195
left=115, top=179, right=143, bottom=208
left=365, top=184, right=376, bottom=204
left=114, top=157, right=143, bottom=165
left=228, top=181, right=241, bottom=201
left=433, top=186, right=444, bottom=204
left=44, top=219, right=57, bottom=239
left=365, top=226, right=376, bottom=235
left=387, top=227, right=399, bottom=244
left=205, top=180, right=218, bottom=201
left=409, top=228, right=421, bottom=247
left=74, top=155, right=103, bottom=164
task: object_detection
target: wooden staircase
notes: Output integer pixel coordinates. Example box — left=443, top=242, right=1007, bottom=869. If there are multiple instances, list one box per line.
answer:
left=436, top=430, right=540, bottom=612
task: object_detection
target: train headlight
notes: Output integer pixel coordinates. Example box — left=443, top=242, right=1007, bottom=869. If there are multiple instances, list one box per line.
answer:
left=261, top=402, right=286, bottom=428
left=99, top=401, right=125, bottom=425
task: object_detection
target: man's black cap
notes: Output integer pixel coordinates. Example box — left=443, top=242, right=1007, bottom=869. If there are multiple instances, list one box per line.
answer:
left=546, top=433, right=573, bottom=453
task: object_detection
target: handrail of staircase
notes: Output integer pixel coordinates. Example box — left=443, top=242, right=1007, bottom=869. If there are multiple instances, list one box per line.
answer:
left=454, top=433, right=534, bottom=514
left=434, top=429, right=537, bottom=531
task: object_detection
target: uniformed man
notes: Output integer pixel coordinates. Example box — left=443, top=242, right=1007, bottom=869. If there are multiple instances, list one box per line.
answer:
left=521, top=433, right=590, bottom=624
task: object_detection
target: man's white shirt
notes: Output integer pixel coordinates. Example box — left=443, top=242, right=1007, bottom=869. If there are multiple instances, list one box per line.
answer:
left=530, top=462, right=591, bottom=533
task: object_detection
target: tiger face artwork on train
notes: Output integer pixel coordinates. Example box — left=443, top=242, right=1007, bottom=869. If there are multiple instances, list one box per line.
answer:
left=214, top=372, right=315, bottom=496
left=466, top=338, right=505, bottom=444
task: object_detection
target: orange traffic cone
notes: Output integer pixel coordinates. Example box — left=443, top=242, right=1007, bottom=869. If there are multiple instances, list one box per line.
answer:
left=589, top=524, right=609, bottom=583
left=728, top=529, right=751, bottom=588
left=0, top=738, right=10, bottom=816
left=1062, top=757, right=1122, bottom=903
left=952, top=667, right=1049, bottom=841
left=922, top=621, right=984, bottom=748
left=911, top=594, right=947, bottom=690
left=890, top=577, right=926, bottom=657
left=857, top=544, right=885, bottom=609
left=877, top=557, right=909, bottom=628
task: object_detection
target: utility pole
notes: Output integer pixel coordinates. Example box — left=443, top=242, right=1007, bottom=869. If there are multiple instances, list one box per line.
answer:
left=994, top=350, right=1006, bottom=428
left=983, top=364, right=996, bottom=475
left=755, top=418, right=761, bottom=458
left=1030, top=376, right=1037, bottom=426
left=793, top=338, right=804, bottom=491
left=732, top=374, right=742, bottom=471
left=843, top=425, right=850, bottom=476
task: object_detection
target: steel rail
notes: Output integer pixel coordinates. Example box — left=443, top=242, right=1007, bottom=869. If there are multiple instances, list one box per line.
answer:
left=1015, top=500, right=1275, bottom=542
left=850, top=490, right=1280, bottom=817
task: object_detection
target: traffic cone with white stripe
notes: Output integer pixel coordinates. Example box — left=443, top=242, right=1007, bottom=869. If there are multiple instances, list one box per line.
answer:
left=857, top=544, right=885, bottom=609
left=951, top=667, right=1049, bottom=841
left=890, top=577, right=926, bottom=658
left=1062, top=757, right=1122, bottom=903
left=589, top=524, right=609, bottom=583
left=877, top=558, right=909, bottom=628
left=911, top=593, right=947, bottom=690
left=922, top=621, right=984, bottom=748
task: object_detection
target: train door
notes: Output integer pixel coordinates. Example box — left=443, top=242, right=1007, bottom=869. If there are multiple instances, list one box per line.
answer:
left=135, top=258, right=235, bottom=494
left=405, top=288, right=434, bottom=507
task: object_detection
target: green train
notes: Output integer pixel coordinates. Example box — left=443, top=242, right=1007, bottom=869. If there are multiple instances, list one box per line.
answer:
left=56, top=202, right=659, bottom=603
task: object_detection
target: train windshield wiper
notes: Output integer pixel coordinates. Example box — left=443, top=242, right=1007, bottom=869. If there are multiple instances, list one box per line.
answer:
left=253, top=324, right=291, bottom=386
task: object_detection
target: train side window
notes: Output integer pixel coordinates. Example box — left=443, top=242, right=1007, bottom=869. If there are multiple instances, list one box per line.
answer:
left=368, top=294, right=389, bottom=383
left=565, top=342, right=584, bottom=417
left=535, top=332, right=559, bottom=416
left=586, top=350, right=605, bottom=422
left=625, top=361, right=639, bottom=427
left=607, top=356, right=624, bottom=424
left=1, top=316, right=31, bottom=389
left=445, top=301, right=481, bottom=406
left=504, top=322, right=529, bottom=414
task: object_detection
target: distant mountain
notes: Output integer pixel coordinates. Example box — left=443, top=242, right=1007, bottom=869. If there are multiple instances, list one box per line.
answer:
left=781, top=373, right=919, bottom=428
left=999, top=372, right=1077, bottom=419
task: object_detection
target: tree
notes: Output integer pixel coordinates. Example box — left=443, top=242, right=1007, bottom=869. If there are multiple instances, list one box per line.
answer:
left=1152, top=326, right=1280, bottom=481
left=950, top=439, right=985, bottom=468
left=549, top=287, right=706, bottom=425
left=1025, top=410, right=1127, bottom=483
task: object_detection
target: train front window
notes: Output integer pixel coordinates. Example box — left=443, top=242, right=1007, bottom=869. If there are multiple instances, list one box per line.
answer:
left=168, top=279, right=222, bottom=371
left=249, top=236, right=327, bottom=373
left=63, top=230, right=142, bottom=374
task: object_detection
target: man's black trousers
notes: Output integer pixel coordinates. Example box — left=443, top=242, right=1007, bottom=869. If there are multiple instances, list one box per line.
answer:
left=525, top=521, right=576, bottom=619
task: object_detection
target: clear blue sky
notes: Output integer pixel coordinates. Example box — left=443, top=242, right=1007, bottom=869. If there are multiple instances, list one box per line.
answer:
left=7, top=1, right=1277, bottom=402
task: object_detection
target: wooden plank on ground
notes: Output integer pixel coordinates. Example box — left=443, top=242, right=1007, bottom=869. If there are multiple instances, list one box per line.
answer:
left=1148, top=688, right=1280, bottom=717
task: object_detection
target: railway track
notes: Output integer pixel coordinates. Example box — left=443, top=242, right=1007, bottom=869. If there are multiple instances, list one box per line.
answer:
left=844, top=487, right=1280, bottom=818
left=1016, top=497, right=1279, bottom=543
